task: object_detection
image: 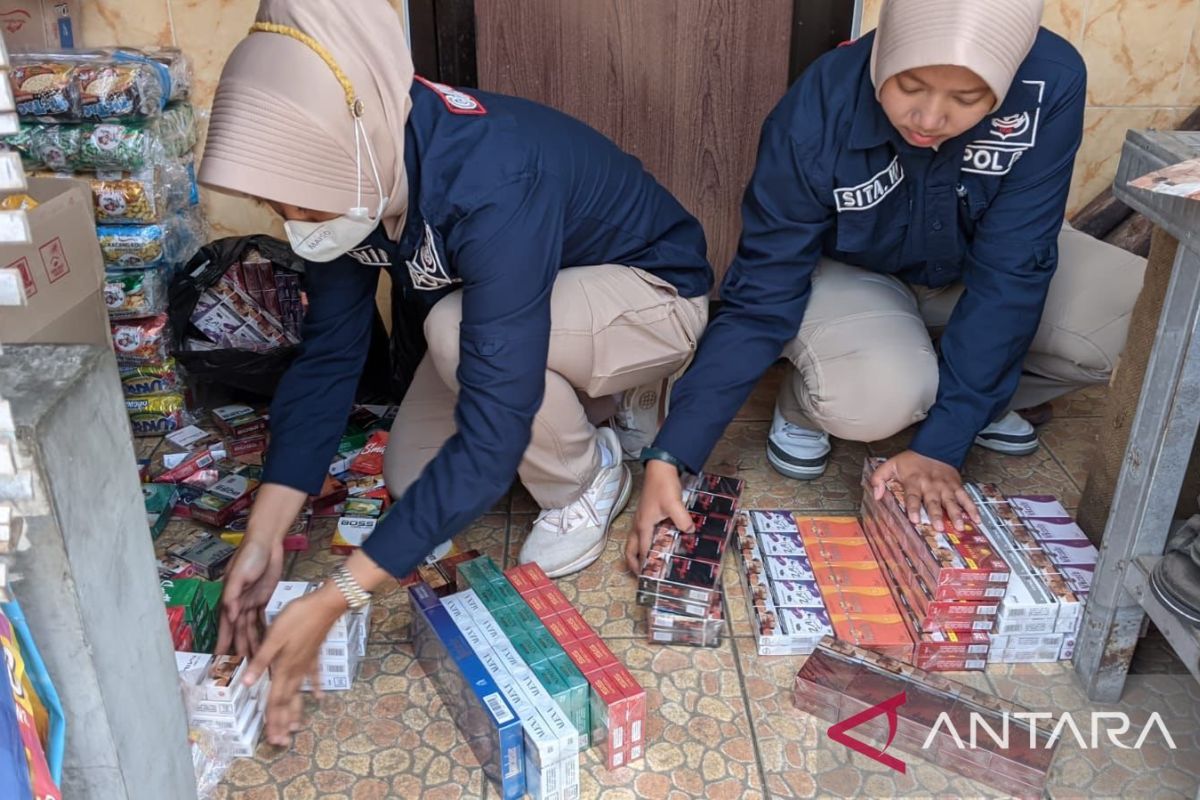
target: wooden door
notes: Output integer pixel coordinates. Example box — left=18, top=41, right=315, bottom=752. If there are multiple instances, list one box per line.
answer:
left=475, top=0, right=795, bottom=286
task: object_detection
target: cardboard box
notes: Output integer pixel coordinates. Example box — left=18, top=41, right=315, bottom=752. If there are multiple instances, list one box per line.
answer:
left=0, top=177, right=108, bottom=345
left=0, top=1, right=78, bottom=50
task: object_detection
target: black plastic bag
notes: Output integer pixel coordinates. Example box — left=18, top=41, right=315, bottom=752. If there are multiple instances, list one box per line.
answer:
left=168, top=235, right=399, bottom=401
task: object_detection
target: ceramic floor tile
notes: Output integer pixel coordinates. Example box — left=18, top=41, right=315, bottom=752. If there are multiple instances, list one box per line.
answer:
left=869, top=427, right=1082, bottom=508
left=713, top=421, right=867, bottom=513
left=288, top=515, right=509, bottom=644
left=1051, top=385, right=1108, bottom=419
left=733, top=640, right=1003, bottom=799
left=592, top=639, right=765, bottom=799
left=1039, top=417, right=1098, bottom=496
left=985, top=664, right=1200, bottom=799
left=212, top=643, right=496, bottom=800
left=134, top=434, right=164, bottom=460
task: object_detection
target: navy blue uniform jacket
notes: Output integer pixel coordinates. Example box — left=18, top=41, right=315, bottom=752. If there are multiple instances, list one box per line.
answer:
left=263, top=79, right=713, bottom=578
left=656, top=29, right=1086, bottom=471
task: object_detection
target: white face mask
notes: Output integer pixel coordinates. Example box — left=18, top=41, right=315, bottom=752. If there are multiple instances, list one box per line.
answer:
left=284, top=112, right=390, bottom=263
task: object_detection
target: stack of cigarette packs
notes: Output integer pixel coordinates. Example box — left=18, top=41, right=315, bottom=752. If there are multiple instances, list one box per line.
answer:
left=162, top=577, right=221, bottom=652
left=968, top=487, right=1093, bottom=663
left=735, top=511, right=914, bottom=658
left=397, top=546, right=483, bottom=596
left=176, top=652, right=270, bottom=758
left=636, top=473, right=745, bottom=647
left=860, top=458, right=1006, bottom=671
left=793, top=637, right=1058, bottom=798
left=265, top=582, right=371, bottom=691
left=505, top=561, right=646, bottom=771
left=409, top=555, right=646, bottom=795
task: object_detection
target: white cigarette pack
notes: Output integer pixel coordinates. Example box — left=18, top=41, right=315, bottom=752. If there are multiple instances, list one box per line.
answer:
left=175, top=652, right=212, bottom=686
left=194, top=670, right=268, bottom=717
left=1024, top=519, right=1088, bottom=542
left=202, top=656, right=249, bottom=702
left=264, top=581, right=316, bottom=622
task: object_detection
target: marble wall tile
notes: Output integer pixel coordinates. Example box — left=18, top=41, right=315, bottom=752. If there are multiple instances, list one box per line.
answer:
left=860, top=0, right=883, bottom=33
left=1081, top=0, right=1199, bottom=106
left=1181, top=8, right=1200, bottom=105
left=81, top=0, right=174, bottom=47
left=1043, top=0, right=1086, bottom=46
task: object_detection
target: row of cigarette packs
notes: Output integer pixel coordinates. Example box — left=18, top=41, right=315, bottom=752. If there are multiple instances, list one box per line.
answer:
left=736, top=511, right=928, bottom=662
left=265, top=582, right=371, bottom=691
left=969, top=486, right=1096, bottom=663
left=793, top=637, right=1058, bottom=797
left=411, top=559, right=645, bottom=799
left=636, top=473, right=745, bottom=647
left=176, top=652, right=270, bottom=758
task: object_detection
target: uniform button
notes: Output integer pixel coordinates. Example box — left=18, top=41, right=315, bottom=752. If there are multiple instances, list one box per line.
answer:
left=932, top=220, right=944, bottom=231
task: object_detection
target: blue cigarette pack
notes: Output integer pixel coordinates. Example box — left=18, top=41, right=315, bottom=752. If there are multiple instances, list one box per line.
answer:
left=410, top=584, right=525, bottom=800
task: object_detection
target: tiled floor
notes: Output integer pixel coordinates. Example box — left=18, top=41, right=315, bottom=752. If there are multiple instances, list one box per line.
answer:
left=157, top=365, right=1198, bottom=799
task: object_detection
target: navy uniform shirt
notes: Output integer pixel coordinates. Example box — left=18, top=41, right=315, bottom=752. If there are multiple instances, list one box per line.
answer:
left=263, top=78, right=713, bottom=578
left=656, top=29, right=1086, bottom=471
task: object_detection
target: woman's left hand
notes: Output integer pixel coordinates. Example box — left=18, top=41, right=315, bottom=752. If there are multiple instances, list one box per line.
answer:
left=244, top=583, right=348, bottom=747
left=868, top=449, right=981, bottom=533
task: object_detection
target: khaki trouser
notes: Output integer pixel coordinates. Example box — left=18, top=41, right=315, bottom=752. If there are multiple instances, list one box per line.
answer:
left=384, top=264, right=708, bottom=509
left=777, top=226, right=1148, bottom=442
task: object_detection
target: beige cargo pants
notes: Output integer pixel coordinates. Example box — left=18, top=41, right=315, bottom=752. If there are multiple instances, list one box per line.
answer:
left=384, top=265, right=708, bottom=509
left=776, top=226, right=1147, bottom=441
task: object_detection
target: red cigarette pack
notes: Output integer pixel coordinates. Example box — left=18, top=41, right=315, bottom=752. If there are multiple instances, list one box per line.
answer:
left=590, top=667, right=629, bottom=770
left=522, top=588, right=556, bottom=620
left=559, top=609, right=592, bottom=641
left=579, top=636, right=618, bottom=671
left=543, top=616, right=575, bottom=646
left=539, top=585, right=574, bottom=617
left=608, top=664, right=646, bottom=764
left=560, top=638, right=604, bottom=677
left=504, top=562, right=551, bottom=593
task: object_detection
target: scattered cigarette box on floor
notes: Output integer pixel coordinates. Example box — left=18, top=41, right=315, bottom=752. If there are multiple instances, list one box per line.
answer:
left=265, top=581, right=370, bottom=690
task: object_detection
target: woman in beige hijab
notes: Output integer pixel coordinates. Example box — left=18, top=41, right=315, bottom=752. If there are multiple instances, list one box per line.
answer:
left=199, top=0, right=713, bottom=746
left=631, top=0, right=1145, bottom=568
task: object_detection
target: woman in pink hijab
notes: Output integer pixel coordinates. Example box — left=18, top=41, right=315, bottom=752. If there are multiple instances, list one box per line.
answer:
left=199, top=0, right=712, bottom=745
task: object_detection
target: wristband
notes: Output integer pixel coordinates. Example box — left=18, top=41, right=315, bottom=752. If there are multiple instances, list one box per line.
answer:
left=640, top=446, right=686, bottom=475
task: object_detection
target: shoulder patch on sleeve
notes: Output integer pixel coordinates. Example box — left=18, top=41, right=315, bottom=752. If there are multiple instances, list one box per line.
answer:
left=414, top=75, right=487, bottom=116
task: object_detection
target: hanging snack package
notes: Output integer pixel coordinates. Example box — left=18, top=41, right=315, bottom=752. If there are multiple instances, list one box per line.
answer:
left=111, top=314, right=170, bottom=366
left=105, top=267, right=167, bottom=319
left=0, top=194, right=37, bottom=211
left=14, top=102, right=199, bottom=172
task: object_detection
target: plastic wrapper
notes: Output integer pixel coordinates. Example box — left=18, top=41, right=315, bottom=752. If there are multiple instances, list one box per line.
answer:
left=111, top=314, right=170, bottom=365
left=12, top=103, right=198, bottom=171
left=126, top=393, right=188, bottom=437
left=105, top=266, right=167, bottom=319
left=120, top=357, right=184, bottom=397
left=36, top=161, right=195, bottom=224
left=98, top=208, right=205, bottom=268
left=10, top=47, right=190, bottom=122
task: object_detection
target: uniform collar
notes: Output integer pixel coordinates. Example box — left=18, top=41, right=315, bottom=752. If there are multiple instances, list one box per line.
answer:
left=847, top=66, right=1042, bottom=152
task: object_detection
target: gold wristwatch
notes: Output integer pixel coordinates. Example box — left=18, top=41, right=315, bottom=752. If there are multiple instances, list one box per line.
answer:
left=330, top=564, right=372, bottom=610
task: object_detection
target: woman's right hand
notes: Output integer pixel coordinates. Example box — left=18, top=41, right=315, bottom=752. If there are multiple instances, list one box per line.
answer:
left=216, top=534, right=285, bottom=657
left=216, top=483, right=308, bottom=657
left=626, top=459, right=696, bottom=573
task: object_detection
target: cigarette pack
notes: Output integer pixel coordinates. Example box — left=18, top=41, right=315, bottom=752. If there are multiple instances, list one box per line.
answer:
left=913, top=631, right=990, bottom=671
left=686, top=472, right=746, bottom=500
left=688, top=511, right=734, bottom=538
left=1058, top=565, right=1094, bottom=596
left=1023, top=518, right=1087, bottom=542
left=1040, top=539, right=1099, bottom=568
left=793, top=638, right=1058, bottom=796
left=582, top=667, right=624, bottom=769
left=758, top=532, right=808, bottom=556
left=175, top=652, right=212, bottom=686
left=172, top=533, right=236, bottom=580
left=686, top=489, right=737, bottom=517
left=211, top=404, right=268, bottom=439
left=768, top=579, right=825, bottom=608
left=144, top=482, right=179, bottom=540
left=311, top=475, right=348, bottom=516
left=671, top=529, right=729, bottom=564
left=607, top=664, right=646, bottom=763
left=221, top=512, right=311, bottom=552
left=1005, top=495, right=1070, bottom=520
left=410, top=588, right=525, bottom=800
left=637, top=555, right=721, bottom=606
left=765, top=555, right=818, bottom=583
left=332, top=515, right=378, bottom=554
left=750, top=510, right=800, bottom=533
left=201, top=655, right=248, bottom=702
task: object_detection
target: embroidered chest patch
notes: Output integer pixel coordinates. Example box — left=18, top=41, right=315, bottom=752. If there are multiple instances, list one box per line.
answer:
left=961, top=80, right=1045, bottom=177
left=406, top=221, right=461, bottom=291
left=414, top=75, right=487, bottom=115
left=834, top=156, right=905, bottom=212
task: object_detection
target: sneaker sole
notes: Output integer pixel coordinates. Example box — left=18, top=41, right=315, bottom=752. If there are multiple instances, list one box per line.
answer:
left=974, top=435, right=1040, bottom=456
left=766, top=441, right=829, bottom=481
left=542, top=464, right=634, bottom=579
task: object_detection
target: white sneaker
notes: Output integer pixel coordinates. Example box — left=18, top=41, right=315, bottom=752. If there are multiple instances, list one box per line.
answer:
left=766, top=407, right=831, bottom=480
left=519, top=427, right=633, bottom=578
left=975, top=411, right=1040, bottom=456
left=609, top=369, right=683, bottom=461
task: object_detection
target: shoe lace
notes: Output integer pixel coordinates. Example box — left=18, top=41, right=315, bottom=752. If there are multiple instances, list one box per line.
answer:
left=535, top=491, right=601, bottom=535
left=777, top=421, right=824, bottom=443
